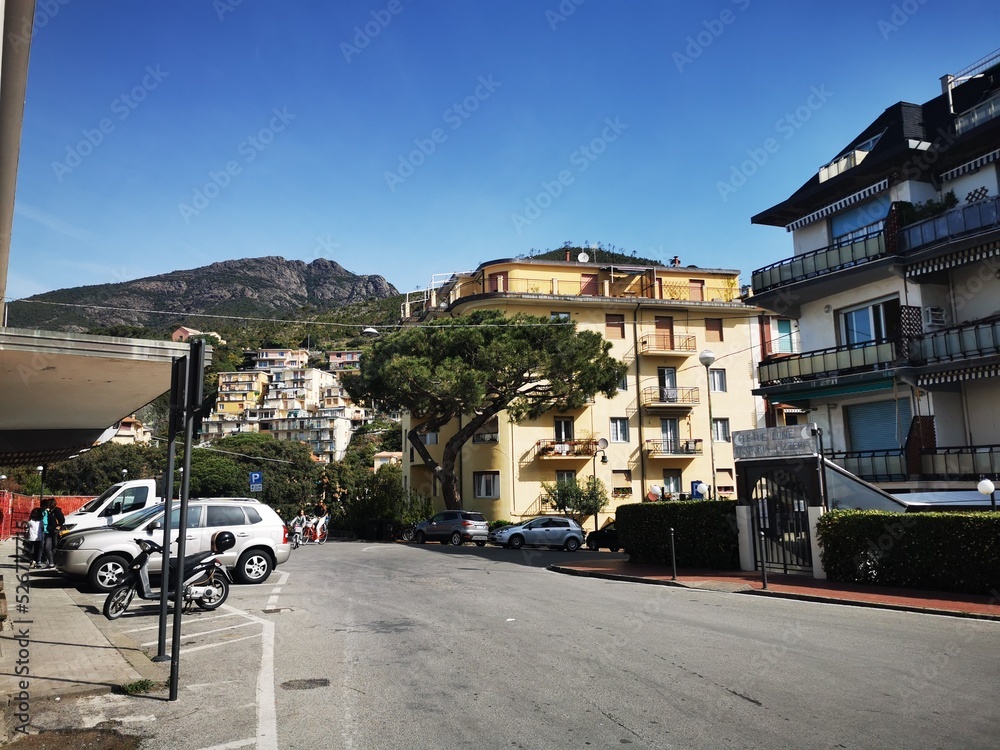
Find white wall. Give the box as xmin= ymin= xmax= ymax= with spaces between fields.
xmin=946 ymin=164 xmax=998 ymax=206
xmin=792 ymin=220 xmax=830 ymax=255
xmin=892 ymin=179 xmax=938 ymax=205
xmin=948 ymin=264 xmax=1000 ymax=323
xmin=928 ymin=390 xmax=966 ymax=446
xmin=797 ymin=277 xmax=910 ymax=351
xmin=964 ymin=380 xmax=1000 ymax=445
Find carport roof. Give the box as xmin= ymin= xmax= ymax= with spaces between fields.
xmin=0 ymin=327 xmax=210 ymax=466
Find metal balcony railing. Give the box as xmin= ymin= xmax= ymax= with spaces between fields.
xmin=751 ymin=230 xmax=886 ymax=294
xmin=535 ymin=439 xmax=598 ymax=458
xmin=897 ymin=196 xmax=1000 ymax=254
xmin=825 ymin=450 xmax=907 ymax=482
xmin=637 ymin=333 xmax=697 ymax=355
xmin=911 ymin=315 xmax=1000 ymax=364
xmin=645 ymin=439 xmax=703 ymax=456
xmin=920 ymin=445 xmax=1000 ymax=480
xmin=758 ymin=341 xmax=898 ymax=386
xmin=640 ymin=386 xmax=699 ymax=408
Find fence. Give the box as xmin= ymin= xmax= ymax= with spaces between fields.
xmin=0 ymin=492 xmax=92 ymax=541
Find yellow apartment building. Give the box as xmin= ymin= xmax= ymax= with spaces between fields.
xmin=400 ymin=255 xmax=763 ymax=528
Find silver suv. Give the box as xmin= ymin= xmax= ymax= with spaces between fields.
xmin=55 ymin=499 xmax=290 ymax=591
xmin=413 ymin=510 xmax=489 ymax=546
xmin=489 ymin=516 xmax=585 ymax=551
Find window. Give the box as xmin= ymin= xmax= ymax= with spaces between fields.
xmin=712 ymin=418 xmax=731 ymax=443
xmin=705 ymin=318 xmax=723 ymax=342
xmin=207 ymin=505 xmax=247 ymax=527
xmin=554 ymin=417 xmax=574 ymax=442
xmin=550 ymin=312 xmax=570 ymax=322
xmin=556 ymin=470 xmax=576 ymax=484
xmin=474 ymin=471 xmax=500 ymax=499
xmin=840 ymin=297 xmax=900 ymax=347
xmin=421 ymin=431 xmax=438 ymax=445
xmin=605 ymin=314 xmax=625 ymax=339
xmin=662 ymin=470 xmax=682 ymax=495
xmin=610 ymin=417 xmax=629 ymax=443
xmin=709 ymin=368 xmax=727 ymax=392
xmin=776 ymin=319 xmax=793 ymax=353
xmin=618 ymin=373 xmax=628 ymax=392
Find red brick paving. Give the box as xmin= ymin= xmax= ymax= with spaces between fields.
xmin=552 ymin=558 xmax=1000 ymax=619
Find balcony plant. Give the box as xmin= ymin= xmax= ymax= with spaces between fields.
xmin=894 ymin=191 xmax=958 ymax=227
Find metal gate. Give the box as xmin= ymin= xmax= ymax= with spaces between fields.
xmin=749 ymin=470 xmax=813 ymax=574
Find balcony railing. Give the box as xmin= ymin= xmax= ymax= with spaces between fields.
xmin=911 ymin=315 xmax=1000 ymax=364
xmin=485 ymin=275 xmax=739 ymax=302
xmin=751 ymin=230 xmax=886 ymax=294
xmin=758 ymin=341 xmax=898 ymax=386
xmin=920 ymin=445 xmax=1000 ymax=480
xmin=535 ymin=439 xmax=598 ymax=458
xmin=645 ymin=439 xmax=703 ymax=456
xmin=897 ymin=196 xmax=1000 ymax=254
xmin=637 ymin=333 xmax=697 ymax=355
xmin=640 ymin=386 xmax=699 ymax=408
xmin=825 ymin=449 xmax=906 ymax=482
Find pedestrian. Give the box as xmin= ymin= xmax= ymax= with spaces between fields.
xmin=26 ymin=508 xmax=42 ymax=566
xmin=39 ymin=499 xmax=64 ymax=568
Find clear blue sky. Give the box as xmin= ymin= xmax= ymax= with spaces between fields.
xmin=7 ymin=0 xmax=999 ymax=300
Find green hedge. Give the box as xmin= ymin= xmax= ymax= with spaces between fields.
xmin=816 ymin=510 xmax=1000 ymax=594
xmin=616 ymin=500 xmax=740 ymax=570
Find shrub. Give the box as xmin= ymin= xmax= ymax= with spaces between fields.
xmin=616 ymin=500 xmax=739 ymax=570
xmin=489 ymin=519 xmax=512 ymax=531
xmin=816 ymin=510 xmax=1000 ymax=594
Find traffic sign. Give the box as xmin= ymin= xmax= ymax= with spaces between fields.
xmin=249 ymin=471 xmax=263 ymax=492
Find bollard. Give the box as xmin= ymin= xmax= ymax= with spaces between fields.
xmin=670 ymin=527 xmax=677 ymax=581
xmin=758 ymin=530 xmax=768 ymax=590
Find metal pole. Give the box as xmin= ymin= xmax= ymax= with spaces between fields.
xmin=758 ymin=530 xmax=769 ymax=590
xmin=705 ymin=365 xmax=717 ymax=500
xmin=670 ymin=527 xmax=677 ymax=581
xmin=992 ymin=490 xmax=997 ymax=513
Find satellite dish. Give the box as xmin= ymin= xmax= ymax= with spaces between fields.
xmin=597 ymin=438 xmax=609 ymax=450
xmin=577 ymin=252 xmax=590 ymax=263
xmin=646 ymin=484 xmax=663 ymax=501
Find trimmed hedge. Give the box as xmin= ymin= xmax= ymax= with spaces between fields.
xmin=816 ymin=510 xmax=1000 ymax=595
xmin=617 ymin=500 xmax=740 ymax=570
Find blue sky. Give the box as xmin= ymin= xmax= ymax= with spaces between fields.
xmin=7 ymin=0 xmax=999 ymax=300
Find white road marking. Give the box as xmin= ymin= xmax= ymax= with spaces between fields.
xmin=256 ymin=618 xmax=278 ymax=750
xmin=194 ymin=739 xmax=256 ymax=750
xmin=181 ymin=632 xmax=263 ymax=654
xmin=138 ymin=620 xmax=258 ymax=648
xmin=265 ymin=570 xmax=290 ymax=610
xmin=125 ymin=611 xmax=241 ymax=633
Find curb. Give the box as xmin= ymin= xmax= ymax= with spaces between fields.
xmin=549 ymin=565 xmax=1000 ymax=622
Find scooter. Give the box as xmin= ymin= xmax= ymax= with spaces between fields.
xmin=103 ymin=531 xmax=236 ymax=620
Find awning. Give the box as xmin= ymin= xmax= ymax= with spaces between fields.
xmin=786 ymin=179 xmax=889 ymax=232
xmin=940 ymin=147 xmax=1000 ymax=182
xmin=761 ymin=378 xmax=896 ymax=403
xmin=918 ymin=363 xmax=1000 ymax=386
xmin=905 ymin=239 xmax=1000 ymax=278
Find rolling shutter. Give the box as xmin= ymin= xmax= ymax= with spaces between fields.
xmin=845 ymin=398 xmax=912 ymax=451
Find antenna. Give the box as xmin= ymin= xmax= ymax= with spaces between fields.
xmin=597 ymin=438 xmax=609 ymax=450
xmin=577 ymin=251 xmax=590 ymax=263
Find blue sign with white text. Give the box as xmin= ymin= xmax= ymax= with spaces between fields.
xmin=249 ymin=471 xmax=263 ymax=492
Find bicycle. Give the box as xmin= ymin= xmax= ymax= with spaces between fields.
xmin=301 ymin=516 xmax=328 ymax=545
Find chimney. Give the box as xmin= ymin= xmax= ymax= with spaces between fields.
xmin=566 ymin=249 xmax=571 ymax=261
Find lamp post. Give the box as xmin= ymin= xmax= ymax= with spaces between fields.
xmin=698 ymin=349 xmax=717 ymax=500
xmin=591 ymin=439 xmax=609 ymax=531
xmin=36 ymin=465 xmax=45 ymax=508
xmin=978 ymin=477 xmax=997 ymax=512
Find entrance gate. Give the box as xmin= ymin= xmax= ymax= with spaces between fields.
xmin=749 ymin=470 xmax=813 ymax=574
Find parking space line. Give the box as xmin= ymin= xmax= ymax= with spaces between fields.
xmin=138 ymin=620 xmax=258 ymax=648
xmin=181 ymin=632 xmax=264 ymax=655
xmin=265 ymin=570 xmax=290 ymax=610
xmin=124 ymin=611 xmax=242 ymax=633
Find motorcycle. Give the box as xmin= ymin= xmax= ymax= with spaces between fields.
xmin=103 ymin=531 xmax=236 ymax=620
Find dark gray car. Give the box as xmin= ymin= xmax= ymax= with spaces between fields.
xmin=413 ymin=510 xmax=489 ymax=546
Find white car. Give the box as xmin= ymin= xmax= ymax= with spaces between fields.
xmin=56 ymin=499 xmax=290 ymax=591
xmin=489 ymin=516 xmax=585 ymax=551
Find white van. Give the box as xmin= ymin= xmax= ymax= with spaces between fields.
xmin=60 ymin=479 xmax=163 ymax=534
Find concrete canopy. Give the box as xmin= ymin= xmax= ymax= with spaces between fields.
xmin=0 ymin=327 xmax=210 ymax=465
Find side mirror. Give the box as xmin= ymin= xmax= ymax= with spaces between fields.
xmin=147 ymin=522 xmax=161 ymax=534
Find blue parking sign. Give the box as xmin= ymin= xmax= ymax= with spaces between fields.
xmin=249 ymin=471 xmax=263 ymax=492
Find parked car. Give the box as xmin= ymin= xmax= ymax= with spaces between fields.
xmin=586 ymin=522 xmax=620 ymax=552
xmin=55 ymin=498 xmax=290 ymax=592
xmin=489 ymin=516 xmax=585 ymax=551
xmin=413 ymin=510 xmax=489 ymax=546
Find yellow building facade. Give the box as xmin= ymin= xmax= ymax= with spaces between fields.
xmin=401 ymin=256 xmax=763 ymax=528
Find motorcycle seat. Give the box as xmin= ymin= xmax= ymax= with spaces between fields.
xmin=167 ymin=551 xmax=216 ymax=573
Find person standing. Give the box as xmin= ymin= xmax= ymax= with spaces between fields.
xmin=26 ymin=508 xmax=42 ymax=567
xmin=39 ymin=499 xmax=64 ymax=568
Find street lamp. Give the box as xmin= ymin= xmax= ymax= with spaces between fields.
xmin=591 ymin=438 xmax=609 ymax=531
xmin=121 ymin=469 xmax=128 ymax=480
xmin=36 ymin=465 xmax=44 ymax=507
xmin=698 ymin=349 xmax=717 ymax=500
xmin=978 ymin=477 xmax=996 ymax=512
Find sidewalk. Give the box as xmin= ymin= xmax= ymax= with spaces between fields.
xmin=0 ymin=538 xmax=165 ymax=714
xmin=550 ymin=557 xmax=1000 ymax=620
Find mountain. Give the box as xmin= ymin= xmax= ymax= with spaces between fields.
xmin=7 ymin=257 xmax=399 ymax=332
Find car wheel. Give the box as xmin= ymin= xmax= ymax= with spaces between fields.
xmin=415 ymin=530 xmax=426 ymax=544
xmin=564 ymin=537 xmax=581 ymax=552
xmin=450 ymin=531 xmax=464 ymax=546
xmin=235 ymin=549 xmax=273 ymax=584
xmin=587 ymin=538 xmax=598 ymax=551
xmin=401 ymin=527 xmax=415 ymax=542
xmin=509 ymin=535 xmax=524 ymax=550
xmin=475 ymin=541 xmax=486 ymax=547
xmin=90 ymin=554 xmax=129 ymax=592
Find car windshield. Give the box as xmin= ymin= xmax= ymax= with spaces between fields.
xmin=108 ymin=503 xmax=166 ymax=531
xmin=78 ymin=483 xmax=125 ymax=513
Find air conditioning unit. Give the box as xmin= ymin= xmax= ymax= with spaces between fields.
xmin=923 ymin=306 xmax=947 ymax=328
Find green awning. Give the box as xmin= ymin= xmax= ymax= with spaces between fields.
xmin=777 ymin=379 xmax=895 ymax=403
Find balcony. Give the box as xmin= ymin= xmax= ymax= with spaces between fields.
xmin=825 ymin=450 xmax=906 ymax=482
xmin=637 ymin=333 xmax=697 ymax=357
xmin=910 ymin=315 xmax=1000 ymax=364
xmin=921 ymin=445 xmax=1000 ymax=480
xmin=758 ymin=341 xmax=898 ymax=386
xmin=640 ymin=386 xmax=699 ymax=410
xmin=645 ymin=439 xmax=702 ymax=457
xmin=897 ymin=196 xmax=1000 ymax=254
xmin=751 ymin=230 xmax=887 ymax=295
xmin=535 ymin=439 xmax=597 ymax=459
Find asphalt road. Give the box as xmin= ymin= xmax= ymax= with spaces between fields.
xmin=23 ymin=541 xmax=1000 ymax=749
